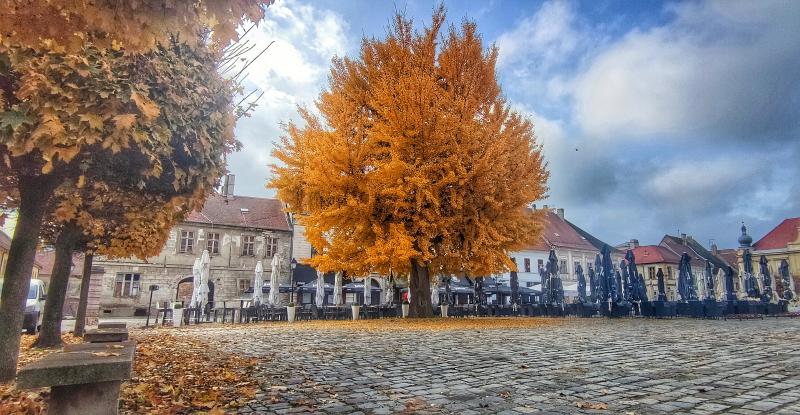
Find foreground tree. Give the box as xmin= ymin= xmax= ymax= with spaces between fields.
xmin=0 ymin=39 xmax=236 ymax=378
xmin=0 ymin=0 xmax=272 ymax=52
xmin=271 ymin=8 xmax=548 ymax=317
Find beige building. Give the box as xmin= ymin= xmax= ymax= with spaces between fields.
xmin=1 ymin=230 xmax=42 ymax=280
xmin=735 ymin=219 xmax=800 ymax=300
xmin=94 ymin=186 xmax=293 ymax=317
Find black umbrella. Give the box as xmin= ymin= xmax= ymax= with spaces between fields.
xmin=625 ymin=250 xmax=640 ymax=301
xmin=678 ymin=253 xmax=697 ymax=301
xmin=444 ymin=276 xmax=453 ymax=305
xmin=656 ymin=268 xmax=667 ymax=301
xmin=780 ymin=259 xmax=794 ymax=301
xmin=474 ymin=277 xmax=485 ymax=305
xmin=620 ymin=259 xmax=633 ymax=302
xmin=704 ymin=260 xmax=715 ymax=301
xmin=759 ymin=255 xmax=773 ymax=303
xmin=594 ymin=254 xmax=603 ymax=302
xmin=538 ymin=264 xmax=548 ymax=304
xmin=587 ymin=265 xmax=597 ymax=303
xmin=510 ymin=271 xmax=520 ymax=306
xmin=601 ymin=245 xmax=615 ymax=303
xmin=576 ymin=264 xmax=586 ymax=303
xmin=637 ymin=271 xmax=649 ymax=302
xmin=743 ymin=249 xmax=759 ymax=298
xmin=724 ymin=266 xmax=736 ymax=301
xmin=547 ymin=250 xmax=561 ymax=305
xmin=613 ymin=270 xmax=623 ymax=302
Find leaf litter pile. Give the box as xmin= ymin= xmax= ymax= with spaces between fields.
xmin=1 ymin=330 xmax=262 ymax=415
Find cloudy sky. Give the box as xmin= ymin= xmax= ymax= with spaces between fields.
xmin=229 ymin=0 xmax=800 ymax=249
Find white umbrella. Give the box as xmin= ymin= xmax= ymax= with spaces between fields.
xmin=315 ymin=270 xmax=325 ymax=307
xmin=189 ymin=258 xmax=202 ymax=308
xmin=195 ymin=250 xmax=211 ymax=309
xmin=253 ymin=261 xmax=264 ymax=306
xmin=333 ymin=271 xmax=343 ymax=305
xmin=363 ymin=277 xmax=372 ymax=306
xmin=268 ymin=253 xmax=280 ymax=305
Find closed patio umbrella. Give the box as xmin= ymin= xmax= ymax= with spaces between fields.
xmin=656 ymin=268 xmax=667 ymax=301
xmin=333 ymin=271 xmax=343 ymax=306
xmin=268 ymin=253 xmax=280 ymax=305
xmin=363 ymin=277 xmax=372 ymax=305
xmin=594 ymin=254 xmax=603 ymax=302
xmin=196 ymin=250 xmax=211 ymax=309
xmin=601 ymin=245 xmax=615 ymax=303
xmin=759 ymin=255 xmax=773 ymax=303
xmin=780 ymin=259 xmax=794 ymax=301
xmin=510 ymin=271 xmax=520 ymax=306
xmin=190 ymin=257 xmax=202 ymax=308
xmin=253 ymin=261 xmax=264 ymax=306
xmin=576 ymin=264 xmax=586 ymax=303
xmin=444 ymin=276 xmax=453 ymax=305
xmin=385 ymin=274 xmax=395 ymax=305
xmin=743 ymin=249 xmax=759 ymax=298
xmin=704 ymin=260 xmax=715 ymax=301
xmin=725 ymin=265 xmax=737 ymax=301
xmin=588 ymin=265 xmax=597 ymax=303
xmin=678 ymin=253 xmax=696 ymax=301
xmin=620 ymin=260 xmax=633 ymax=302
xmin=315 ymin=270 xmax=325 ymax=307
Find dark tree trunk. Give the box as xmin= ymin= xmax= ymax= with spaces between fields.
xmin=408 ymin=258 xmax=434 ymax=318
xmin=0 ymin=175 xmax=56 ymax=382
xmin=74 ymin=253 xmax=93 ymax=337
xmin=34 ymin=223 xmax=81 ymax=348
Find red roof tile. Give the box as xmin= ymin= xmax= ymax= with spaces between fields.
xmin=631 ymin=245 xmax=680 ymax=265
xmin=715 ymin=248 xmax=738 ymax=269
xmin=185 ymin=194 xmax=291 ymax=232
xmin=753 ymin=218 xmax=800 ymax=251
xmin=522 ymin=209 xmax=598 ymax=252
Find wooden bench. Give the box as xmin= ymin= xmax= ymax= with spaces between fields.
xmin=17 ymin=341 xmax=135 ymax=415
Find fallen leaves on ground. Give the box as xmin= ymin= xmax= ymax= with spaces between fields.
xmin=179 ymin=317 xmax=562 ymax=333
xmin=120 ymin=330 xmax=260 ymax=414
xmin=576 ymin=401 xmax=609 ymax=410
xmin=0 ymin=334 xmax=83 ymax=415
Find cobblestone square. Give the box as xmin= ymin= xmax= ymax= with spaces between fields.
xmin=180 ymin=318 xmax=800 ymax=414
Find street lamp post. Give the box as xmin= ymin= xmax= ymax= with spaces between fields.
xmin=289 ymin=258 xmax=298 ymax=303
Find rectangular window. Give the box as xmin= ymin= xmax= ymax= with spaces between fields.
xmin=113 ymin=273 xmax=141 ymax=298
xmin=559 ymin=260 xmax=568 ymax=274
xmin=242 ymin=235 xmax=255 ymax=256
xmin=179 ymin=230 xmax=194 ymax=254
xmin=537 ymin=259 xmax=544 ymax=270
xmin=648 ymin=266 xmax=656 ymax=280
xmin=574 ymin=261 xmax=581 ymax=273
xmin=667 ymin=266 xmax=674 ymax=280
xmin=524 ymin=258 xmax=531 ymax=273
xmin=265 ymin=236 xmax=279 ymax=257
xmin=206 ymin=232 xmax=220 ymax=255
xmin=238 ymin=278 xmax=252 ymax=295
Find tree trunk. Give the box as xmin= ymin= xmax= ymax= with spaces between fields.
xmin=74 ymin=253 xmax=93 ymax=337
xmin=0 ymin=175 xmax=56 ymax=382
xmin=408 ymin=258 xmax=434 ymax=318
xmin=34 ymin=223 xmax=81 ymax=348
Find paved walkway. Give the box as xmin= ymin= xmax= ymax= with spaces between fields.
xmin=181 ymin=318 xmax=800 ymax=414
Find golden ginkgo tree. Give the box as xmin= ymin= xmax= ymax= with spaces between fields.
xmin=271 ymin=8 xmax=549 ymax=318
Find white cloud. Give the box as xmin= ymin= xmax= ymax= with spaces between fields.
xmin=496 ymin=1 xmax=578 ymax=70
xmin=572 ymin=0 xmax=800 ymax=141
xmin=227 ymin=0 xmax=351 ymax=197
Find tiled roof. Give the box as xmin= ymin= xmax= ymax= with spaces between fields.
xmin=660 ymin=235 xmax=728 ymax=270
xmin=34 ymin=250 xmax=84 ymax=276
xmin=565 ymin=219 xmax=623 ymax=254
xmin=753 ymin=218 xmax=800 ymax=251
xmin=715 ymin=248 xmax=738 ymax=269
xmin=522 ymin=209 xmax=598 ymax=252
xmin=185 ymin=194 xmax=291 ymax=232
xmin=631 ymin=245 xmax=680 ymax=265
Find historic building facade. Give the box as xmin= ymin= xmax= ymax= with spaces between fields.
xmin=735 ymin=219 xmax=800 ymax=299
xmin=93 ymin=183 xmax=293 ymax=317
xmin=629 ymin=243 xmax=680 ymax=301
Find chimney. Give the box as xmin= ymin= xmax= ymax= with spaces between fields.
xmin=711 ymin=243 xmax=718 ymax=255
xmin=681 ymin=233 xmax=687 ymax=244
xmin=543 ymin=204 xmax=549 ymax=210
xmin=556 ymin=208 xmax=565 ymax=219
xmin=224 ymin=174 xmax=235 ymax=198
xmin=629 ymin=239 xmax=639 ymax=249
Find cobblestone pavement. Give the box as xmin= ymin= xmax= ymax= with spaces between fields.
xmin=183 ymin=318 xmax=800 ymax=414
